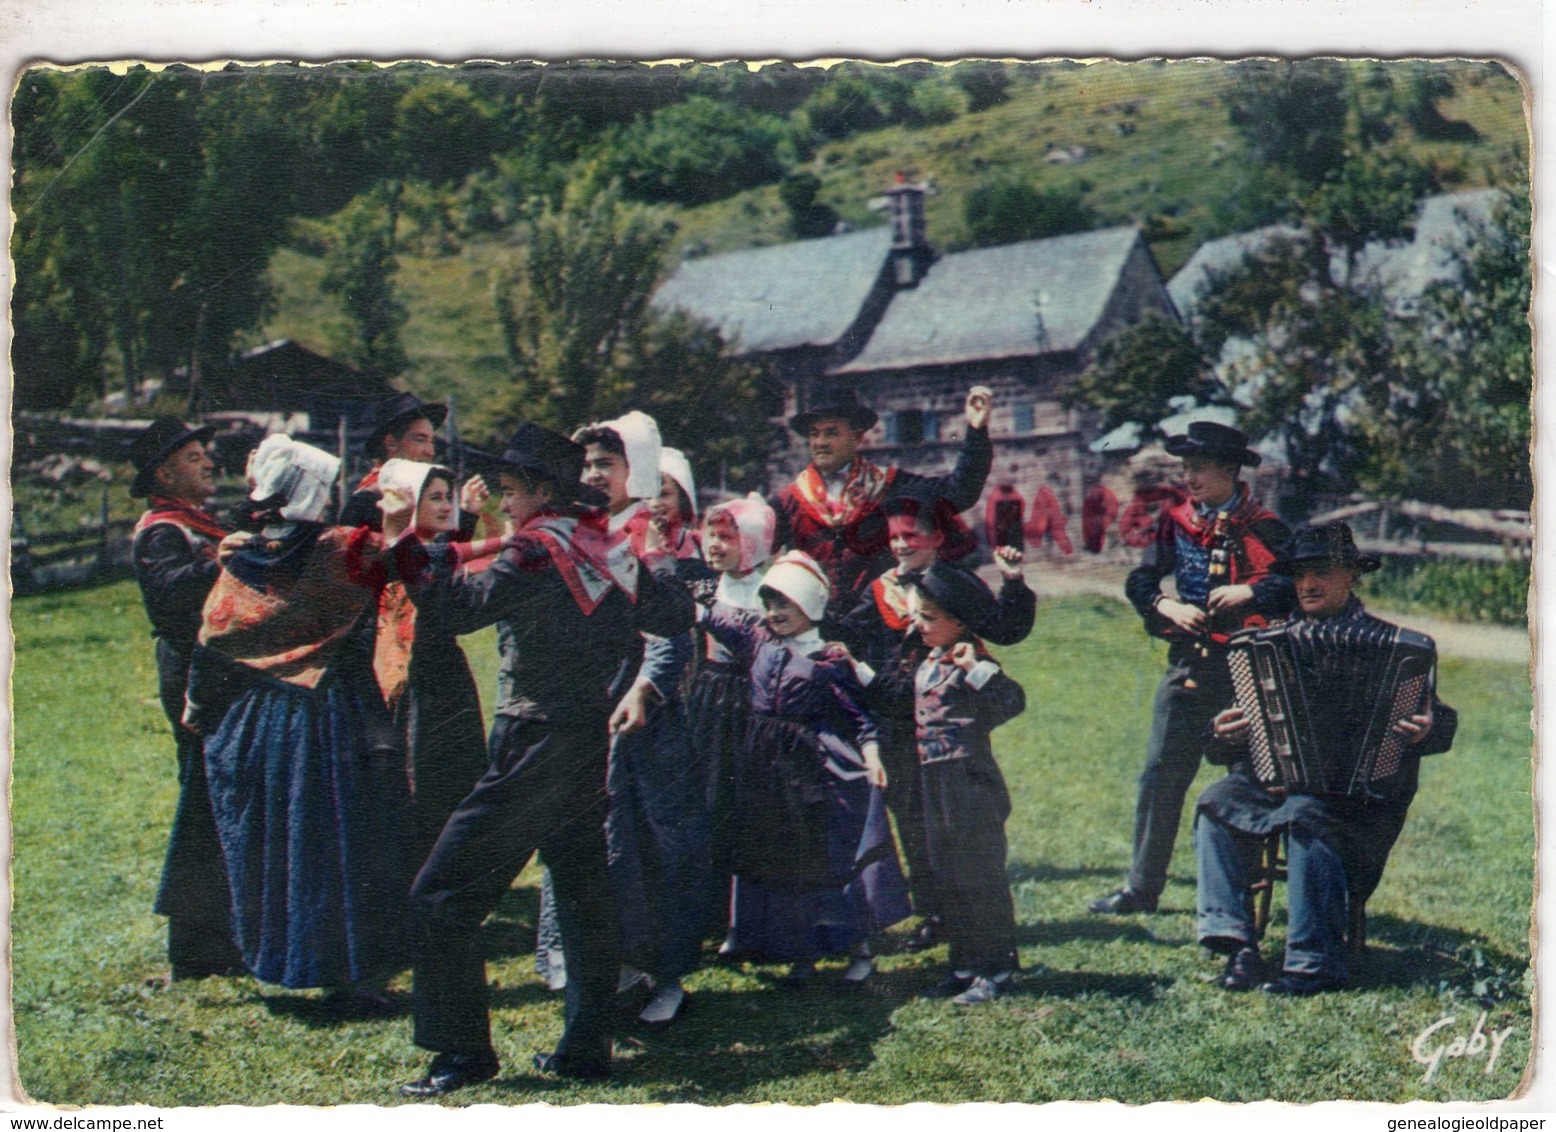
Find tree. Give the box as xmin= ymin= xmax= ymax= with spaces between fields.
xmin=964 ymin=178 xmax=1096 ymax=247
xmin=604 ymin=96 xmax=792 ymax=206
xmin=482 ymin=177 xmax=774 ymax=486
xmin=779 ymin=171 xmax=839 ymax=239
xmin=1064 ymin=313 xmax=1214 ymax=433
xmin=320 ymin=184 xmax=409 ymax=378
xmin=1363 ymin=188 xmax=1531 ymax=508
xmin=488 ymin=177 xmax=677 ymax=434
xmin=1223 ymin=60 xmax=1349 ymax=190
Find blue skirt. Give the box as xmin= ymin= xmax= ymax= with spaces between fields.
xmin=730 ymin=716 xmax=911 ymax=962
xmin=204 ymin=668 xmax=413 ymax=989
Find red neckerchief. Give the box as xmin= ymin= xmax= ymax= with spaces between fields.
xmin=1162 ymin=485 xmax=1281 ymax=631
xmin=790 ymin=457 xmax=894 ymax=529
xmin=356 ymin=469 xmax=381 ymax=493
xmin=135 ymin=496 xmax=228 ymax=542
xmin=521 ymin=508 xmax=642 ymax=615
xmin=871 ymin=571 xmax=914 ymax=632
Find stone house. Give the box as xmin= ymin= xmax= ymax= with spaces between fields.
xmin=652 ymin=182 xmax=1179 ymax=530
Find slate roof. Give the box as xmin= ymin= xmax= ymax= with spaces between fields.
xmin=652 ymin=225 xmax=894 ymax=354
xmin=831 ymin=226 xmax=1144 ymax=375
xmin=1168 ymin=189 xmax=1506 ymax=319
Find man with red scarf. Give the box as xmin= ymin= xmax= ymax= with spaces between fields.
xmin=1088 ymin=421 xmax=1295 ymax=917
xmin=128 ymin=416 xmax=243 ymax=980
xmin=772 ymin=385 xmax=993 ymax=624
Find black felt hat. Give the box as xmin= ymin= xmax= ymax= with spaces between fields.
xmin=1163 ymin=421 xmax=1262 ymax=467
xmin=1271 ymin=522 xmax=1382 ymax=575
xmin=790 ymin=387 xmax=879 ymax=434
xmin=903 ymin=562 xmax=1000 ymax=632
xmin=475 ymin=422 xmax=607 ymax=506
xmin=367 ymin=392 xmax=448 ymax=458
xmin=129 ymin=416 xmax=218 ymax=498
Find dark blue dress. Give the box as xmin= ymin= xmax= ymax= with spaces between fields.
xmin=191 ymin=524 xmax=413 ymax=989
xmin=702 ymin=607 xmax=911 ymax=962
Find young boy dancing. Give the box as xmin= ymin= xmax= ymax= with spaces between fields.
xmin=902 ymin=562 xmax=1028 ymax=1006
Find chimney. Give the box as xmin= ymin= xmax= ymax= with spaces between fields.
xmin=883 ymin=172 xmax=932 ymax=287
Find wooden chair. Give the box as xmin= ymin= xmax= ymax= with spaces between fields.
xmin=1250 ymin=831 xmax=1368 ymax=966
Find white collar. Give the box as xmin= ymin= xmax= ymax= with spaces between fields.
xmin=784 ymin=627 xmax=823 ymax=652
xmin=716 ymin=568 xmax=765 ymax=610
xmin=609 ymin=501 xmax=647 ymax=533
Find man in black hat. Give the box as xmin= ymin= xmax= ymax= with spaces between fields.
xmin=392 ymin=423 xmax=695 ymax=1095
xmin=771 ymin=384 xmax=994 ymax=623
xmin=1089 ymin=420 xmax=1295 ymax=916
xmin=1194 ymin=522 xmax=1456 ymax=995
xmin=339 ymin=392 xmax=493 ymax=531
xmin=128 ymin=416 xmax=244 ymax=980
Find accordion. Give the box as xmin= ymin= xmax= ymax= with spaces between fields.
xmin=1226 ymin=617 xmax=1436 ymax=799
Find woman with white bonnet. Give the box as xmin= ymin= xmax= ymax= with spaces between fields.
xmin=185 ymin=434 xmax=415 ymax=1012
xmin=688 ymin=494 xmax=778 ymax=956
xmin=373 ymin=458 xmax=503 ymax=865
xmin=696 ymin=550 xmax=911 ymax=988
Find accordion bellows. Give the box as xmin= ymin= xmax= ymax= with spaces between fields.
xmin=1227 ymin=618 xmax=1437 ymax=799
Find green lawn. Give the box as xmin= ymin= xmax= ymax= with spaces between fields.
xmin=10 ymin=582 xmax=1532 ymax=1105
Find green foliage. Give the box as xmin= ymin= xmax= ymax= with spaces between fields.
xmin=605 ymin=97 xmax=793 ymax=206
xmin=949 ymin=62 xmax=1012 ymax=113
xmin=11 ymin=586 xmax=1531 ymax=1104
xmin=392 ymin=79 xmax=498 ymax=187
xmin=1065 ymin=312 xmax=1213 ymax=432
xmin=1308 ymin=149 xmax=1437 ymax=279
xmin=1224 ymin=59 xmax=1349 ymax=189
xmin=963 ymin=177 xmax=1097 ymax=247
xmin=798 ymin=65 xmax=917 ymax=140
xmin=487 ymin=177 xmax=675 ymax=434
xmin=1366 ymin=558 xmax=1529 ymax=626
xmin=906 ymin=76 xmax=968 ymax=127
xmin=778 ymin=171 xmax=839 ymax=238
xmin=318 ymin=185 xmax=409 ymax=377
xmin=1362 ymin=187 xmax=1531 ymax=508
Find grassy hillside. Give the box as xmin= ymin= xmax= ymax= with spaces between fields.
xmin=261 ymin=59 xmax=1527 ymax=416
xmin=11 ymin=582 xmax=1533 ymax=1105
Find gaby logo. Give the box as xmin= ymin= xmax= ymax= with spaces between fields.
xmin=1410 ymin=1012 xmax=1516 ymax=1083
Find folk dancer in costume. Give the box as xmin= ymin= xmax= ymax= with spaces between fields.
xmin=771 ymin=385 xmax=993 ymax=624
xmin=128 ymin=416 xmax=244 ymax=981
xmin=186 ymin=435 xmax=415 ymax=1010
xmin=836 ymin=483 xmax=1034 ymax=954
xmin=984 ymin=482 xmax=1026 ymax=553
xmin=697 ymin=550 xmax=911 ymax=987
xmin=689 ymin=494 xmax=779 ymax=960
xmin=338 ymin=391 xmax=495 ymax=537
xmin=395 ymin=424 xmax=695 ymax=1095
xmin=901 ymin=564 xmax=1028 ymax=1006
xmin=1196 ymin=523 xmax=1456 ymax=995
xmin=1089 ymin=422 xmax=1294 ymax=916
xmin=371 ymin=459 xmax=506 ymax=864
xmin=609 ymin=440 xmax=717 ymax=1026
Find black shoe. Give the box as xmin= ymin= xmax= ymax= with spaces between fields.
xmin=1087 ymin=888 xmax=1159 ymax=915
xmin=532 ymin=1051 xmax=611 ymax=1081
xmin=1216 ymin=947 xmax=1264 ymax=992
xmin=923 ymin=972 xmax=975 ymax=999
xmin=1261 ymin=971 xmax=1344 ymax=997
xmin=398 ymin=1051 xmax=500 ymax=1097
xmin=902 ymin=916 xmax=943 ymax=953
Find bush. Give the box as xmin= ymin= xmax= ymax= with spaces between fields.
xmin=605 ymin=96 xmax=792 ymax=206
xmin=1366 ymin=557 xmax=1529 ymax=626
xmin=964 ymin=177 xmax=1097 ymax=246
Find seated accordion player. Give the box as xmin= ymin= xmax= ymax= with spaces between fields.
xmin=1225 ymin=617 xmax=1438 ymax=800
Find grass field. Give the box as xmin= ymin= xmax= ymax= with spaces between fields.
xmin=9 ymin=580 xmax=1533 ymax=1106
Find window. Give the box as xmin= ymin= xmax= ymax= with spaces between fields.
xmin=1012 ymin=404 xmax=1035 ymax=433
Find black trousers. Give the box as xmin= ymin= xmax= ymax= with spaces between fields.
xmin=151 ymin=639 xmax=242 ymax=975
xmin=1126 ymin=651 xmax=1230 ymax=900
xmin=410 ymin=714 xmax=619 ymax=1069
xmin=879 ymin=718 xmax=935 ymax=915
xmin=920 ymin=757 xmax=1017 ymax=975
